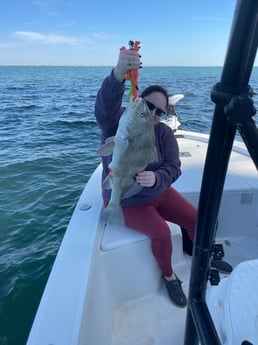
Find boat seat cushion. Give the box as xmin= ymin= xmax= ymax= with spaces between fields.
xmin=101 ymin=222 xmax=181 ymax=251
xmin=207 ymin=259 xmax=258 ymax=345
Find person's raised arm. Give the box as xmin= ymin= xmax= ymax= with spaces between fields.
xmin=95 ymin=49 xmax=141 ymax=130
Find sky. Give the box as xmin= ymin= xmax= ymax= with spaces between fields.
xmin=0 ymin=0 xmax=251 ymax=66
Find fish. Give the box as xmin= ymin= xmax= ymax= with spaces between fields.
xmin=97 ymin=97 xmax=158 ymax=225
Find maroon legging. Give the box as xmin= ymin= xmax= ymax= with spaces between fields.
xmin=122 ymin=187 xmax=197 ymax=277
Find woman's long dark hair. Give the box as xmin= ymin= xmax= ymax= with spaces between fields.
xmin=140 ymin=85 xmax=169 ymax=108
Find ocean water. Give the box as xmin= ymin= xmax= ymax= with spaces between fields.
xmin=0 ymin=65 xmax=258 ymax=345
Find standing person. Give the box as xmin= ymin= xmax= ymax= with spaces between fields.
xmin=95 ymin=48 xmax=197 ymax=307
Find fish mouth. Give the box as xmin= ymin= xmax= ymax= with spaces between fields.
xmin=141 ymin=98 xmax=151 ymax=114
xmin=141 ymin=99 xmax=154 ymax=120
xmin=132 ymin=97 xmax=154 ymax=122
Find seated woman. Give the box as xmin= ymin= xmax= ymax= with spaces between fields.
xmin=95 ymin=48 xmax=197 ymax=307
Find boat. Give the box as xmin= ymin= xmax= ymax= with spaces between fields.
xmin=26 ymin=129 xmax=258 ymax=345
xmin=27 ymin=1 xmax=258 ymax=344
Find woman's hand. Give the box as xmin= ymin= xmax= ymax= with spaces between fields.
xmin=136 ymin=171 xmax=156 ymax=188
xmin=113 ymin=49 xmax=141 ymax=82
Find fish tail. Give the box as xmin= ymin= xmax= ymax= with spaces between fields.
xmin=101 ymin=204 xmax=125 ymax=226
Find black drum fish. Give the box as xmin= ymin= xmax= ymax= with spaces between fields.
xmin=97 ymin=97 xmax=158 ymax=225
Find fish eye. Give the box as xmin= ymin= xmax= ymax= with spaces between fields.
xmin=140 ymin=111 xmax=145 ymax=117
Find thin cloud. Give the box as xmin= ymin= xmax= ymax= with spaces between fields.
xmin=61 ymin=21 xmax=76 ymax=28
xmin=92 ymin=32 xmax=118 ymax=40
xmin=13 ymin=31 xmax=84 ymax=45
xmin=13 ymin=30 xmax=119 ymax=46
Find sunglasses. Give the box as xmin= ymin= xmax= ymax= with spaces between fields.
xmin=145 ymin=100 xmax=166 ymax=117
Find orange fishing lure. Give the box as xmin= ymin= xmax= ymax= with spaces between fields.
xmin=120 ymin=40 xmax=141 ymax=100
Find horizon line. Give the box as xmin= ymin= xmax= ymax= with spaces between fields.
xmin=1 ymin=64 xmax=258 ymax=68
xmin=0 ymin=64 xmax=225 ymax=67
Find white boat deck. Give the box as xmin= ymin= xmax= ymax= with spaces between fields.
xmin=112 ymin=234 xmax=258 ymax=345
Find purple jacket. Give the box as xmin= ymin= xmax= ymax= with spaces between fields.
xmin=95 ymin=70 xmax=181 ymax=206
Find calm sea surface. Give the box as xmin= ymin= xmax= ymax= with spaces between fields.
xmin=0 ymin=66 xmax=258 ymax=344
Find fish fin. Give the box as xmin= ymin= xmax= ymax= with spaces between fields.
xmin=105 ymin=136 xmax=116 ymax=143
xmin=101 ymin=204 xmax=125 ymax=226
xmin=102 ymin=174 xmax=111 ymax=190
xmin=96 ymin=136 xmax=128 ymax=156
xmin=122 ymin=182 xmax=143 ymax=199
xmin=96 ymin=137 xmax=115 ymax=156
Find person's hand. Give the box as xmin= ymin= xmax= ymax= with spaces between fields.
xmin=136 ymin=171 xmax=156 ymax=188
xmin=113 ymin=49 xmax=141 ymax=82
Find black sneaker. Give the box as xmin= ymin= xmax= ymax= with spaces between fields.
xmin=164 ymin=275 xmax=187 ymax=307
xmin=211 ymin=259 xmax=233 ymax=274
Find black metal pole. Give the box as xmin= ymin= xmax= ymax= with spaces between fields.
xmin=238 ymin=119 xmax=258 ymax=169
xmin=184 ymin=1 xmax=258 ymax=344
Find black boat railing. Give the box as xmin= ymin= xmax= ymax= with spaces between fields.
xmin=184 ymin=1 xmax=258 ymax=344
